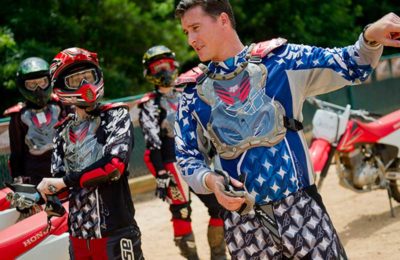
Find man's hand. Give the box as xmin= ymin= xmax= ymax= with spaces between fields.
xmin=37 ymin=178 xmax=66 ymax=201
xmin=364 ymin=12 xmax=400 ymax=47
xmin=155 ymin=171 xmax=171 ymax=201
xmin=205 ymin=172 xmax=246 ymax=212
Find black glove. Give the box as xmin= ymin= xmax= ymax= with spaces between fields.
xmin=155 ymin=172 xmax=171 ymax=201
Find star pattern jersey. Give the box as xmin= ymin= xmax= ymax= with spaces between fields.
xmin=174 ymin=34 xmax=383 ymax=204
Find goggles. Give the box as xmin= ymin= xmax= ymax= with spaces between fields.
xmin=148 ymin=58 xmax=176 ymax=75
xmin=64 ymin=68 xmax=98 ymax=90
xmin=24 ymin=76 xmax=49 ymax=91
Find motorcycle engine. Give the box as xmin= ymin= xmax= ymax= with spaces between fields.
xmin=353 ymin=160 xmax=379 ymax=188
xmin=340 ymin=146 xmax=380 ymax=189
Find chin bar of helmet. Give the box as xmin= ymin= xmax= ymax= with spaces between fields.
xmin=55 ymin=83 xmax=104 ymax=106
xmin=214 ymin=170 xmax=255 ymax=215
xmin=78 ymin=157 xmax=126 ymax=188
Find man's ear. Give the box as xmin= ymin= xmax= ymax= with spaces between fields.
xmin=220 ymin=12 xmax=230 ymax=27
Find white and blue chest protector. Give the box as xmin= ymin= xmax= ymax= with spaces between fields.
xmin=175 ymin=35 xmax=382 ymax=205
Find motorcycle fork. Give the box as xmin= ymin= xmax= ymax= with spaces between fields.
xmin=317 ymin=146 xmax=336 ymax=189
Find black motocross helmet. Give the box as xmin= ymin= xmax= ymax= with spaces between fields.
xmin=16 ymin=57 xmax=52 ymax=107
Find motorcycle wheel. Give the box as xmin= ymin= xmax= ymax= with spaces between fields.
xmin=389 ymin=180 xmax=400 ymax=203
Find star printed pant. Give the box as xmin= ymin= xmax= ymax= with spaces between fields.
xmin=223 ymin=185 xmax=347 ymax=260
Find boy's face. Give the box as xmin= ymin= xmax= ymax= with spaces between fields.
xmin=181 ymin=6 xmax=225 ymax=62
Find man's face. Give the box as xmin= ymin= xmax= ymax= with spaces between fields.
xmin=181 ymin=6 xmax=224 ymax=62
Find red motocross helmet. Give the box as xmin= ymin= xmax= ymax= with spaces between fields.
xmin=50 ymin=47 xmax=104 ymax=107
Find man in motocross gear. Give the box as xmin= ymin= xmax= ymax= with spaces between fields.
xmin=4 ymin=57 xmax=71 ymax=186
xmin=138 ymin=45 xmax=227 ymax=260
xmin=175 ymin=1 xmax=400 ymax=259
xmin=36 ymin=47 xmax=144 ymax=260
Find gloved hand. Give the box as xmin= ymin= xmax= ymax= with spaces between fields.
xmin=214 ymin=170 xmax=255 ymax=215
xmin=155 ymin=171 xmax=171 ymax=201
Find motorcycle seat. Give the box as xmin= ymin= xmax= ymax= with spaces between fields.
xmin=356 ymin=109 xmax=400 ymax=137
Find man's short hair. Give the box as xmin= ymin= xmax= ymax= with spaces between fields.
xmin=175 ymin=0 xmax=236 ymax=30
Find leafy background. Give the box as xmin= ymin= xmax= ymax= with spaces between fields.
xmin=0 ymin=0 xmax=399 ymax=114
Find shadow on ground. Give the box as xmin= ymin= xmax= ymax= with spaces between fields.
xmin=338 ymin=204 xmax=400 ymax=246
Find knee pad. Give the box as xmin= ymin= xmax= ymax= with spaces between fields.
xmin=170 ymin=202 xmax=192 ymax=221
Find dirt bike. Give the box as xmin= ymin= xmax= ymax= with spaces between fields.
xmin=308 ymin=97 xmax=400 ymax=217
xmin=0 ymin=183 xmax=69 ymax=259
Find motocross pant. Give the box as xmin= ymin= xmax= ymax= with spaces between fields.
xmin=224 ymin=185 xmax=347 ymax=260
xmin=69 ymin=226 xmax=143 ymax=260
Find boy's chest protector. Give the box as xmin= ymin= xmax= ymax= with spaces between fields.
xmin=21 ymin=104 xmax=61 ymax=155
xmin=159 ymin=94 xmax=179 ymax=138
xmin=63 ymin=117 xmax=104 ymax=173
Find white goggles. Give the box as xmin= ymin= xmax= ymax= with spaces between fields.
xmin=64 ymin=68 xmax=98 ymax=90
xmin=24 ymin=76 xmax=49 ymax=91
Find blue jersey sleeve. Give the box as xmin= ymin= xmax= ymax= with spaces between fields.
xmin=270 ymin=33 xmax=383 ymax=98
xmin=174 ymin=85 xmax=213 ymax=194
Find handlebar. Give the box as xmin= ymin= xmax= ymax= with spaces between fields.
xmin=5 ymin=183 xmax=66 ymax=217
xmin=6 ymin=183 xmax=40 ymax=210
xmin=306 ymin=97 xmax=378 ymax=122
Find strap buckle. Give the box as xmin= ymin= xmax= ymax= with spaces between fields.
xmin=283 ymin=116 xmax=304 ymax=131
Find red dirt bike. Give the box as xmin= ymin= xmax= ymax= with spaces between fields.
xmin=0 ymin=183 xmax=69 ymax=259
xmin=308 ymin=97 xmax=400 ymax=216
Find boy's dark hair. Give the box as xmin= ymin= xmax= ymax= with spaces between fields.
xmin=175 ymin=0 xmax=236 ymax=30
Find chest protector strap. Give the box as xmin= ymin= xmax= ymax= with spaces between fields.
xmin=250 ymin=38 xmax=303 ymax=131
xmin=247 ymin=37 xmax=288 ymax=63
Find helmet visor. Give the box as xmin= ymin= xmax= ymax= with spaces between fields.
xmin=24 ymin=76 xmax=49 ymax=91
xmin=148 ymin=58 xmax=176 ymax=75
xmin=64 ymin=68 xmax=98 ymax=90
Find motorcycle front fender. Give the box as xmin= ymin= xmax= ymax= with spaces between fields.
xmin=309 ymin=139 xmax=332 ymax=173
xmin=0 ymin=187 xmax=12 ymax=211
xmin=0 ymin=202 xmax=68 ymax=259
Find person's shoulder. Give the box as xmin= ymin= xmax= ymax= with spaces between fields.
xmin=100 ymin=102 xmax=129 ymax=112
xmin=250 ymin=38 xmax=287 ymax=61
xmin=3 ymin=102 xmax=26 ymax=116
xmin=50 ymin=93 xmax=60 ymax=102
xmin=134 ymin=92 xmax=157 ymax=107
xmin=175 ymin=66 xmax=205 ymax=88
xmin=54 ymin=113 xmax=74 ymax=130
xmin=99 ymin=102 xmax=131 ymax=121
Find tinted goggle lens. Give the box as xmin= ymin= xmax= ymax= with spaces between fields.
xmin=64 ymin=68 xmax=98 ymax=89
xmin=148 ymin=58 xmax=176 ymax=75
xmin=24 ymin=76 xmax=49 ymax=91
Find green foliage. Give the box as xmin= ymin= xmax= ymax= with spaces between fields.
xmin=232 ymin=0 xmax=362 ymax=47
xmin=0 ymin=0 xmax=399 ymax=114
xmin=0 ymin=27 xmax=19 ymax=89
xmin=0 ymin=27 xmax=21 ymax=111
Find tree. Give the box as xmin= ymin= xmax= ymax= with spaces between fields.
xmin=0 ymin=27 xmax=21 ymax=111
xmin=0 ymin=0 xmax=399 ymax=115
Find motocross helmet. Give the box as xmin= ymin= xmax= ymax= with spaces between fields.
xmin=142 ymin=45 xmax=179 ymax=88
xmin=50 ymin=47 xmax=104 ymax=107
xmin=16 ymin=57 xmax=52 ymax=107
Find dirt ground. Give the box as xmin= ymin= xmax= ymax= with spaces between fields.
xmin=133 ymin=167 xmax=400 ymax=260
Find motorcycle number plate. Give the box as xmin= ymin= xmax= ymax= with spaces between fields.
xmin=312 ymin=109 xmax=340 ymax=142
